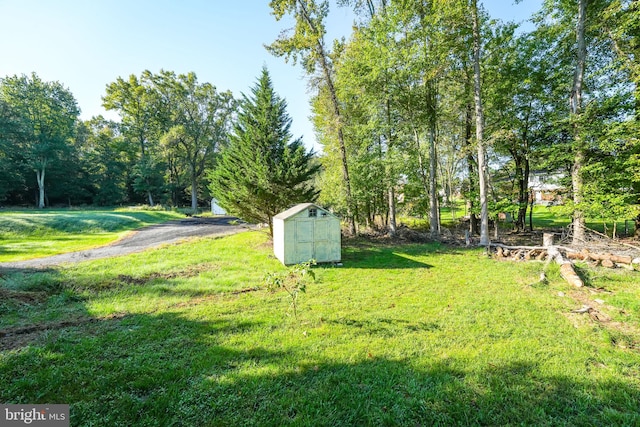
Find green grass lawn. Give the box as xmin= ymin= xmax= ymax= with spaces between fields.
xmin=506 ymin=205 xmax=636 ymax=236
xmin=0 ymin=208 xmax=185 ymax=262
xmin=1 ymin=231 xmax=639 ymax=425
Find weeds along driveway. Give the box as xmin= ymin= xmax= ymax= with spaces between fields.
xmin=0 ymin=216 xmax=251 ymax=269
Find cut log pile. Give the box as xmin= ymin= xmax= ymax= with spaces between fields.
xmin=565 ymin=251 xmax=634 ymax=268
xmin=489 ymin=233 xmax=640 ymax=287
xmin=493 ymin=244 xmax=639 ymax=269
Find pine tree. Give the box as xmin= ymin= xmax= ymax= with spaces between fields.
xmin=208 ymin=67 xmax=320 ymax=235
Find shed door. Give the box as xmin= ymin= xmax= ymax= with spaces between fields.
xmin=295 ymin=220 xmax=314 ymax=262
xmin=314 ymin=220 xmax=329 ymax=261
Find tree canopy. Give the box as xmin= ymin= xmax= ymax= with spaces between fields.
xmin=0 ymin=73 xmax=79 ymax=208
xmin=275 ymin=0 xmax=640 ymax=239
xmin=0 ymin=1 xmax=638 ymax=240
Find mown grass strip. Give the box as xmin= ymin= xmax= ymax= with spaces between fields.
xmin=0 ymin=209 xmax=184 ymax=262
xmin=1 ymin=231 xmax=639 ymax=425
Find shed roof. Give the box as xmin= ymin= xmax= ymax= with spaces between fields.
xmin=274 ymin=203 xmax=332 ymax=220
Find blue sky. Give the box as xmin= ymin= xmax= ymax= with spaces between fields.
xmin=0 ymin=0 xmax=540 ymax=152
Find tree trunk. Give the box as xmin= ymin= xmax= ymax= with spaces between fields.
xmin=636 ymin=81 xmax=640 ymax=122
xmin=296 ymin=0 xmax=355 ymax=235
xmin=428 ymin=82 xmax=439 ymax=236
xmin=465 ymin=107 xmax=479 ymax=236
xmin=429 ymin=129 xmax=439 ymax=236
xmin=528 ymin=189 xmax=535 ymax=231
xmin=471 ymin=0 xmax=489 ymax=246
xmin=413 ymin=127 xmax=431 ymax=217
xmin=571 ymin=0 xmax=587 ymax=244
xmin=463 ymin=70 xmax=479 ymax=236
xmin=388 ymin=187 xmax=397 ymax=236
xmin=523 ymin=153 xmax=531 ymax=229
xmin=513 ymin=154 xmax=525 ymax=231
xmin=191 ymin=173 xmax=198 ymax=212
xmin=36 ymin=166 xmax=46 ymax=209
xmin=385 ymin=100 xmax=397 ymax=236
xmin=512 ymin=135 xmax=531 ymax=233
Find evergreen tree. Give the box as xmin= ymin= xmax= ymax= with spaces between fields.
xmin=208 ymin=67 xmax=320 ymax=235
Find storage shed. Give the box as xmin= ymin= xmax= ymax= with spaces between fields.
xmin=211 ymin=198 xmax=226 ymax=215
xmin=273 ymin=203 xmax=341 ymax=265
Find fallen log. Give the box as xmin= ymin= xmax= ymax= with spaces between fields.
xmin=548 ymin=246 xmax=584 ymax=287
xmin=599 ymin=253 xmax=631 ymax=264
xmin=566 ymin=252 xmax=586 ymax=261
xmin=571 ymin=305 xmax=592 ymax=314
xmin=490 ymin=242 xmax=577 ymax=254
xmin=601 ymin=259 xmax=615 ymax=268
xmin=565 ymin=251 xmax=633 ymax=265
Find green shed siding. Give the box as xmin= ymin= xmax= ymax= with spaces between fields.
xmin=273 ymin=203 xmax=341 ymax=265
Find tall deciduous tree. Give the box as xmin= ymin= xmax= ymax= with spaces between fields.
xmin=332 ymin=0 xmax=456 ymax=235
xmin=103 ymin=73 xmax=162 ymax=206
xmin=152 ymin=71 xmax=236 ymax=211
xmin=80 ymin=117 xmax=131 ymax=206
xmin=330 ymin=13 xmax=403 ymax=233
xmin=602 ymin=0 xmax=640 ymax=236
xmin=569 ymin=0 xmax=588 ymax=243
xmin=268 ymin=0 xmax=357 ymax=234
xmin=470 ymin=0 xmax=490 ymax=245
xmin=536 ymin=0 xmax=629 ymax=242
xmin=0 ymin=73 xmax=79 ymax=208
xmin=208 ymin=68 xmax=320 ymax=235
xmin=483 ymin=27 xmax=562 ymax=232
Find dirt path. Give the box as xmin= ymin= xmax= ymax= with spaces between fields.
xmin=0 ymin=216 xmax=251 ymax=269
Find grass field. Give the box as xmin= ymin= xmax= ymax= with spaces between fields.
xmin=0 ymin=208 xmax=185 ymax=262
xmin=1 ymin=229 xmax=639 ymax=426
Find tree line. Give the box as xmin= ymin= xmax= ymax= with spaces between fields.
xmin=1 ymin=0 xmax=638 ymax=243
xmin=0 ymin=68 xmax=318 ymax=223
xmin=0 ymin=70 xmax=235 ymax=210
xmin=268 ymin=0 xmax=639 ymax=241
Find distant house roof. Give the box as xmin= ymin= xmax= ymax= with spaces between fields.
xmin=274 ymin=203 xmax=331 ymax=220
xmin=528 ymin=171 xmax=565 ymax=191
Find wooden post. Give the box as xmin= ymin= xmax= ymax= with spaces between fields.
xmin=543 ymin=233 xmax=554 ymax=248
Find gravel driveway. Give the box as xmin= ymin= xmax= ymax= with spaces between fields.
xmin=0 ymin=216 xmax=250 ymax=269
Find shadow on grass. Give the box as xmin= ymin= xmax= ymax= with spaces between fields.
xmin=337 ymin=242 xmax=476 ymax=270
xmin=192 ymin=358 xmax=640 ymax=426
xmin=1 ymin=308 xmax=639 ymax=425
xmin=0 ymin=266 xmax=66 ymax=300
xmin=339 ymin=245 xmax=435 ymax=270
xmin=0 ymin=311 xmax=279 ymax=424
